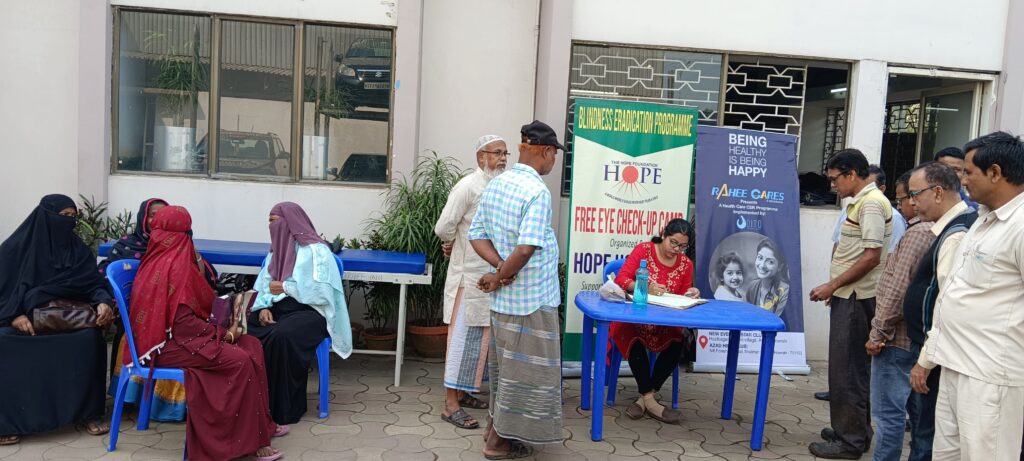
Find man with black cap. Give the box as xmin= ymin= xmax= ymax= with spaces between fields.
xmin=469 ymin=120 xmax=564 ymax=459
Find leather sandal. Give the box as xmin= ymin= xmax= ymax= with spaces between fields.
xmin=646 ymin=407 xmax=682 ymax=424
xmin=441 ymin=408 xmax=480 ymax=429
xmin=625 ymin=401 xmax=645 ymax=420
xmin=484 ymin=441 xmax=534 ymax=460
xmin=459 ymin=393 xmax=489 ymax=409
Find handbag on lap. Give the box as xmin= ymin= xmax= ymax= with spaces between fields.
xmin=31 ymin=299 xmax=97 ymax=334
xmin=210 ymin=290 xmax=256 ymax=333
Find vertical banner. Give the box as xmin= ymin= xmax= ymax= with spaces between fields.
xmin=693 ymin=126 xmax=809 ymax=374
xmin=562 ymin=98 xmax=698 ymax=362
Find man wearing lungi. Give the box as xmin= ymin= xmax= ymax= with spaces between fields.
xmin=470 ymin=120 xmax=565 ymax=459
xmin=434 ymin=134 xmax=509 ymax=429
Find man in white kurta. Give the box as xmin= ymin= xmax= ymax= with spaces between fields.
xmin=434 ymin=134 xmax=508 ymax=429
xmin=914 ymin=132 xmax=1024 ymax=461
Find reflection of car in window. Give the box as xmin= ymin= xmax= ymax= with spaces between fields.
xmin=195 ymin=131 xmax=291 ymax=176
xmin=335 ymin=153 xmax=387 ymax=183
xmin=335 ymin=38 xmax=392 ymax=109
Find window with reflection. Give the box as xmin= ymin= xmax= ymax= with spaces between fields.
xmin=302 ymin=26 xmax=391 ymax=183
xmin=116 ymin=11 xmax=210 ymax=173
xmin=216 ymin=21 xmax=295 ymax=178
xmin=112 ymin=9 xmax=394 ymax=185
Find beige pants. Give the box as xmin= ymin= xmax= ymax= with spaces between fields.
xmin=933 ymin=367 xmax=1024 ymax=461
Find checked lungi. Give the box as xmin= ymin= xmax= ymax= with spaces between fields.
xmin=444 ymin=287 xmax=490 ymax=392
xmin=487 ymin=304 xmax=563 ymax=444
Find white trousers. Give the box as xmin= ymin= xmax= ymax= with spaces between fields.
xmin=933 ymin=367 xmax=1024 ymax=461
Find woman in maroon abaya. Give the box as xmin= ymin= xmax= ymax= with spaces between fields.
xmin=125 ymin=205 xmax=283 ymax=461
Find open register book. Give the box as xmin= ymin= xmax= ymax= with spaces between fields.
xmin=645 ymin=293 xmax=708 ymax=309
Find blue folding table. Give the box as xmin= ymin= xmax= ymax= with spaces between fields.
xmin=99 ymin=239 xmax=432 ymax=386
xmin=576 ymin=291 xmax=785 ymax=450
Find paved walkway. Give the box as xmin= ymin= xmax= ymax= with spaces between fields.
xmin=0 ymin=358 xmax=908 ymax=460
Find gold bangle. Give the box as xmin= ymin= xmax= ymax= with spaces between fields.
xmin=226 ymin=331 xmax=235 ymax=343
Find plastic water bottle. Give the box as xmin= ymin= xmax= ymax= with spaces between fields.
xmin=633 ymin=260 xmax=649 ymax=309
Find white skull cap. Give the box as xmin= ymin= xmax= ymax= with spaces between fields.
xmin=474 ymin=134 xmax=505 ymax=153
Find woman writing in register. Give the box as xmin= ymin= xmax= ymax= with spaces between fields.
xmin=612 ymin=218 xmax=699 ymax=424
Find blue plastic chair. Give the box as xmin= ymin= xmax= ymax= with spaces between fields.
xmin=601 ymin=258 xmax=680 ymax=409
xmin=106 ymin=259 xmax=187 ymax=453
xmin=313 ymin=253 xmax=346 ymax=419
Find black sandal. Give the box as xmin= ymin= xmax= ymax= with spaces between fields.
xmin=441 ymin=408 xmax=480 ymax=429
xmin=484 ymin=441 xmax=534 ymax=460
xmin=459 ymin=393 xmax=490 ymax=410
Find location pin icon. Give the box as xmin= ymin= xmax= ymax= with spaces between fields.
xmin=699 ymin=335 xmax=709 ymax=349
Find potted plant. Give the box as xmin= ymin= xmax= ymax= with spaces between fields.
xmin=363 ymin=283 xmax=399 ymax=350
xmin=366 ymin=152 xmax=464 ymax=357
xmin=146 ymin=26 xmax=207 ymax=173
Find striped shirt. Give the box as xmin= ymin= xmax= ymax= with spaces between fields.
xmin=869 ymin=218 xmax=935 ymax=351
xmin=831 ymin=182 xmax=893 ymax=299
xmin=468 ymin=163 xmax=561 ymax=316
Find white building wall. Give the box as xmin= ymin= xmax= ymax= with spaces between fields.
xmin=111 ymin=0 xmax=398 ymax=27
xmin=417 ymin=0 xmax=540 ymax=171
xmin=0 ymin=0 xmax=83 ymax=237
xmin=572 ymin=0 xmax=1009 ymax=72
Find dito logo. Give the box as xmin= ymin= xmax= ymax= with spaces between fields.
xmin=736 ymin=215 xmax=747 ymax=229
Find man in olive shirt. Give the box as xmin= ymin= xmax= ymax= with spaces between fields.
xmin=810 ymin=149 xmax=894 ymax=459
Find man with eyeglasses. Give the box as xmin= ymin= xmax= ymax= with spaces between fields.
xmin=810 ymin=149 xmax=894 ymax=459
xmin=933 ymin=146 xmax=979 ymax=210
xmin=911 ymin=132 xmax=1024 ymax=460
xmin=862 ymin=168 xmax=938 ymax=461
xmin=884 ymin=161 xmax=976 ymax=461
xmin=434 ymin=134 xmax=509 ymax=431
xmin=817 ymin=165 xmax=906 ymax=404
xmin=470 ymin=121 xmax=565 ymax=459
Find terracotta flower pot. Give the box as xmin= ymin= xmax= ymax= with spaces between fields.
xmin=364 ymin=328 xmax=397 ymax=351
xmin=407 ymin=322 xmax=448 ymax=358
xmin=350 ymin=322 xmax=365 ymax=348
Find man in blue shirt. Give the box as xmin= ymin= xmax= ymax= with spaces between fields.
xmin=469 ymin=120 xmax=564 ymax=459
xmin=933 ymin=146 xmax=979 ymax=210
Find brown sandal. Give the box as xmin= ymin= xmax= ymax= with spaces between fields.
xmin=459 ymin=393 xmax=489 ymax=410
xmin=484 ymin=441 xmax=533 ymax=460
xmin=83 ymin=421 xmax=110 ymax=436
xmin=0 ymin=435 xmax=19 ymax=446
xmin=625 ymin=401 xmax=645 ymax=419
xmin=646 ymin=407 xmax=682 ymax=424
xmin=441 ymin=409 xmax=480 ymax=429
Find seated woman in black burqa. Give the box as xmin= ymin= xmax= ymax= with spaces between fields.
xmin=0 ymin=194 xmax=115 ymax=446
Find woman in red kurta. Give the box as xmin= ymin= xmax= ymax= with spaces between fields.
xmin=612 ymin=218 xmax=699 ymax=424
xmin=125 ymin=206 xmax=283 ymax=461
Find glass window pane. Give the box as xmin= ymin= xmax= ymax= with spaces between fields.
xmin=116 ymin=11 xmax=210 ymax=173
xmin=217 ymin=21 xmax=295 ymax=178
xmin=921 ymin=90 xmax=974 ymax=158
xmin=301 ymin=25 xmax=392 ymax=183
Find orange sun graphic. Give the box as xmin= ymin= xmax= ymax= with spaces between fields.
xmin=611 ymin=165 xmax=649 ymax=196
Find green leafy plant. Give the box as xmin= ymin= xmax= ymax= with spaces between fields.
xmin=365 ymin=152 xmax=466 ymax=327
xmin=75 ymin=196 xmax=110 ymax=254
xmin=144 ymin=27 xmax=207 ymax=126
xmin=303 ymin=84 xmax=353 ymax=120
xmin=73 ymin=195 xmax=133 ymax=256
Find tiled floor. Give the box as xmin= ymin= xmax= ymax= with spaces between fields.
xmin=0 ymin=358 xmax=907 ymax=460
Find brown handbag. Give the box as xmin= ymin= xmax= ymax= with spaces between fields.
xmin=31 ymin=299 xmax=97 ymax=334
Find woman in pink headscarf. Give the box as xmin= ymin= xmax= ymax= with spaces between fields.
xmin=248 ymin=202 xmax=351 ymax=426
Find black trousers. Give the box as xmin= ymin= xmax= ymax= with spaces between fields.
xmin=247 ymin=297 xmax=328 ymax=425
xmin=828 ymin=294 xmax=875 ymax=453
xmin=628 ymin=341 xmax=683 ymax=395
xmin=906 ymin=365 xmax=941 ymax=461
